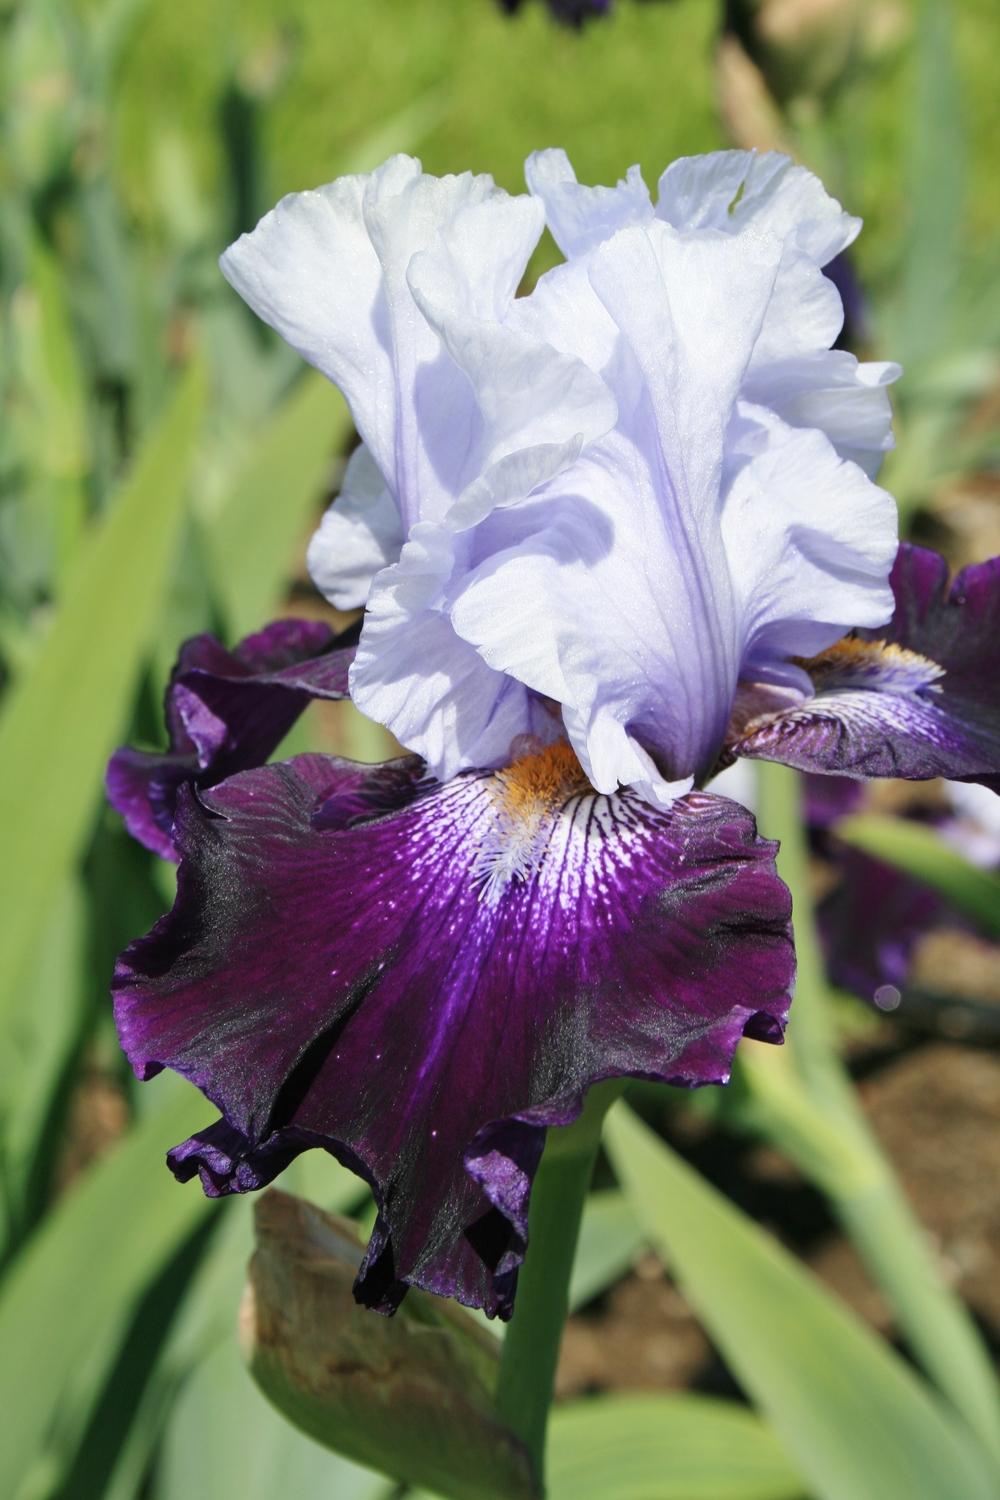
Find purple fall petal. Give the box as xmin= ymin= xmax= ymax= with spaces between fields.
xmin=113 ymin=747 xmax=793 ymax=1316
xmin=106 ymin=618 xmax=356 ymax=859
xmin=732 ymin=544 xmax=1000 ymax=793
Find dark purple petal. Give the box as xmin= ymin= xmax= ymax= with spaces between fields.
xmin=105 ymin=748 xmax=199 ymax=862
xmin=732 ymin=544 xmax=1000 ymax=792
xmin=107 ymin=618 xmax=357 ymax=859
xmin=113 ymin=746 xmax=793 ymax=1317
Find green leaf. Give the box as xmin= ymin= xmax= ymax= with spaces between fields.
xmin=547 ymin=1394 xmax=804 ymax=1500
xmin=753 ymin=763 xmax=1000 ymax=1467
xmin=894 ymin=0 xmax=964 ymax=374
xmin=154 ymin=1334 xmax=394 ymax=1500
xmin=835 ymin=813 xmax=1000 ymax=940
xmin=568 ymin=1189 xmax=645 ymax=1312
xmin=604 ymin=1102 xmax=997 ymax=1500
xmin=0 ymin=360 xmax=204 ymax=1061
xmin=203 ymin=371 xmax=350 ymax=639
xmin=0 ymin=879 xmax=88 ymax=1262
xmin=100 ymin=1165 xmax=369 ymax=1500
xmin=10 ymin=235 xmax=91 ymax=587
xmin=0 ymin=1079 xmax=212 ymax=1500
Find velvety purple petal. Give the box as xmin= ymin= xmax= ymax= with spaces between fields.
xmin=105 ymin=748 xmax=198 ymax=862
xmin=107 ymin=619 xmax=357 ymax=859
xmin=113 ymin=747 xmax=793 ymax=1316
xmin=732 ymin=545 xmax=1000 ymax=791
xmin=175 ymin=618 xmax=355 ymax=767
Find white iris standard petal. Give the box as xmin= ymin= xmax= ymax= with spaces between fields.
xmin=524 ymin=148 xmax=653 ymax=257
xmin=220 ymin=154 xmax=545 ymax=544
xmin=305 ymin=445 xmax=404 ymax=611
xmin=525 ymin=146 xmax=899 ymax=476
xmin=223 ymin=154 xmax=617 ymax=780
xmin=655 ymin=149 xmax=861 ymax=266
xmin=449 ymin=203 xmax=898 ymax=798
xmin=349 ymin=264 xmax=618 ymax=777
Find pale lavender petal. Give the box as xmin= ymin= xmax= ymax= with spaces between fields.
xmin=524 ymin=148 xmax=652 ymax=257
xmin=655 ymin=149 xmax=860 ymax=267
xmin=221 ymin=158 xmax=544 ymax=532
xmin=307 ymin=444 xmax=405 ymax=610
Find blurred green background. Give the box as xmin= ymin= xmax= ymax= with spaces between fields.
xmin=2 ymin=1 xmax=999 ymax=1498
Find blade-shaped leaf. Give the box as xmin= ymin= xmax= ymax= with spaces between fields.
xmin=547 ymin=1394 xmax=804 ymax=1500
xmin=894 ymin=0 xmax=964 ymax=373
xmin=203 ymin=371 xmax=349 ymax=639
xmin=1 ymin=879 xmax=87 ymax=1262
xmin=0 ymin=1079 xmax=212 ymax=1500
xmin=0 ymin=361 xmax=203 ymax=1055
xmin=568 ymin=1189 xmax=645 ymax=1312
xmin=604 ymin=1102 xmax=997 ymax=1500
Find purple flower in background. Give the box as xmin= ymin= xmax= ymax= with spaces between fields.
xmin=110 ymin=148 xmax=1000 ymax=1317
xmin=498 ymin=0 xmax=613 ymax=25
xmin=817 ymin=778 xmax=1000 ymax=1004
xmin=107 ymin=618 xmax=356 ymax=860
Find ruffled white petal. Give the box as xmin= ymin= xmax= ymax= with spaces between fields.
xmin=409 ymin=247 xmax=617 ymax=527
xmin=451 ymin=221 xmax=783 ymax=791
xmin=721 ymin=404 xmax=897 ymax=668
xmin=224 ymin=148 xmax=901 ymax=806
xmin=742 ymin=353 xmax=901 ymax=477
xmin=350 ymin=525 xmax=555 ymax=781
xmin=306 ymin=445 xmax=405 ymax=610
xmin=450 ymin=217 xmax=897 ymax=797
xmin=655 ymin=149 xmax=860 ymax=267
xmin=221 ymin=156 xmax=544 ymax=531
xmin=525 ymin=148 xmax=653 ymax=258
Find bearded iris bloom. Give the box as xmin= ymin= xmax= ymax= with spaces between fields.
xmin=111 ymin=149 xmax=1000 ymax=1318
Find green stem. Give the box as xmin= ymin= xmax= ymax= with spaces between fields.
xmin=495 ymin=1081 xmax=621 ymax=1489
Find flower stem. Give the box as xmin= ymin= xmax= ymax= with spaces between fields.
xmin=495 ymin=1081 xmax=621 ymax=1489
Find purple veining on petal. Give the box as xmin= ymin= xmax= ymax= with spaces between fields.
xmin=106 ymin=618 xmax=357 ymax=860
xmin=113 ymin=745 xmax=793 ymax=1317
xmin=732 ymin=544 xmax=1000 ymax=793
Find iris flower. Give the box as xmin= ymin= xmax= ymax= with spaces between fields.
xmin=111 ymin=150 xmax=1000 ymax=1317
